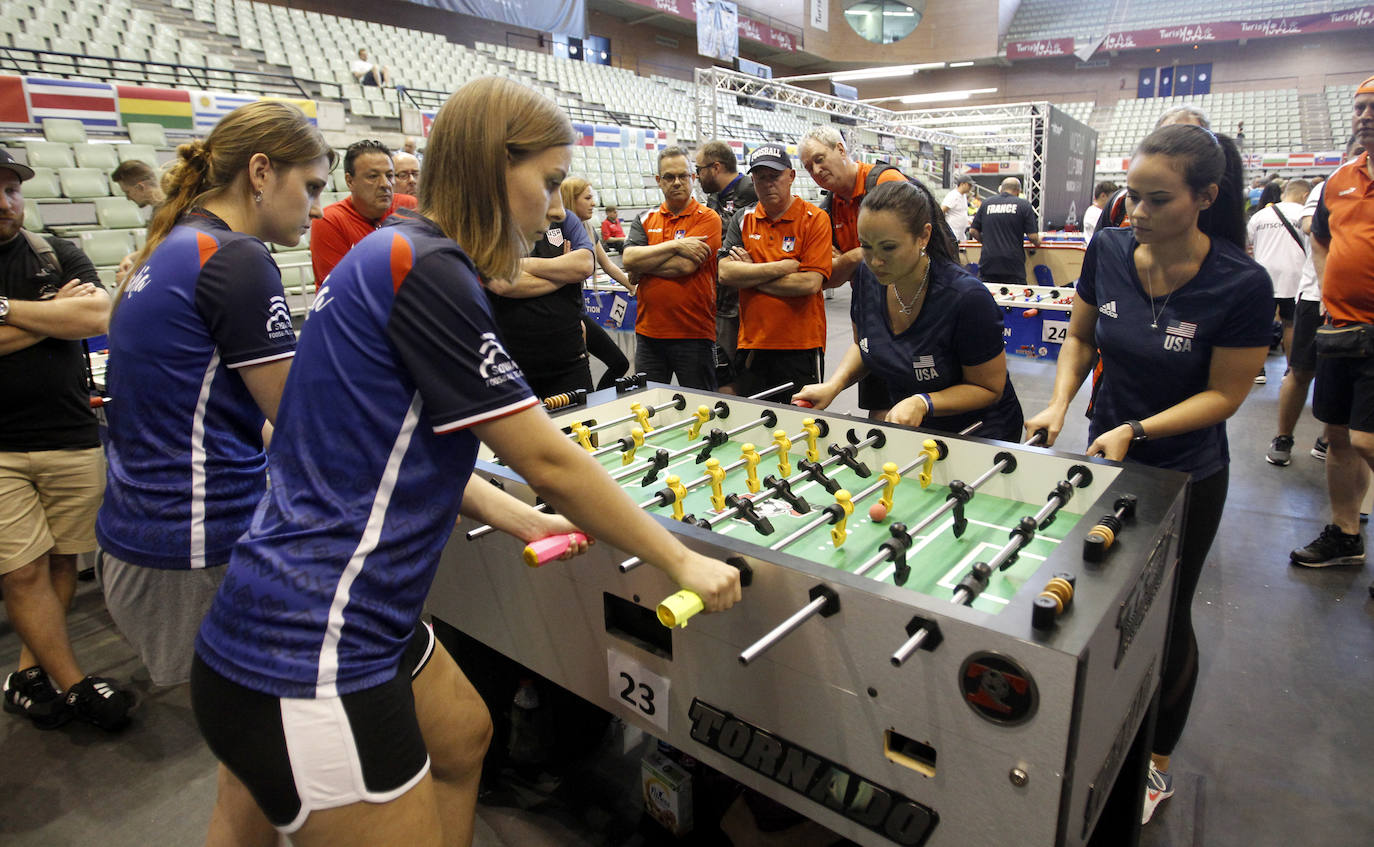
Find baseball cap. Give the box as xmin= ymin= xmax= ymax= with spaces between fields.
xmin=1358 ymin=74 xmax=1374 ymax=96
xmin=0 ymin=149 xmax=35 ymax=181
xmin=748 ymin=144 xmax=792 ymax=172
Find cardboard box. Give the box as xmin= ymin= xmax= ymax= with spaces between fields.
xmin=642 ymin=750 xmax=693 ymax=837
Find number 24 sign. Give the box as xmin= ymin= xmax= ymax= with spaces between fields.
xmin=607 ymin=649 xmax=670 ymax=733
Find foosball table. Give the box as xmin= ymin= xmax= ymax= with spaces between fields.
xmin=426 ymin=382 xmax=1188 ymax=847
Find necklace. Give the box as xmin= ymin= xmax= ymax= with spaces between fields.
xmin=893 ymin=255 xmax=931 ymax=315
xmin=1143 ymin=260 xmax=1177 ymax=331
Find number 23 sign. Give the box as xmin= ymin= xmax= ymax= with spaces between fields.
xmin=607 ymin=649 xmax=671 ymax=733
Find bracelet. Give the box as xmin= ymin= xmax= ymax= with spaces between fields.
xmin=1125 ymin=419 xmax=1147 ymax=442
xmin=917 ymin=393 xmax=933 ymax=416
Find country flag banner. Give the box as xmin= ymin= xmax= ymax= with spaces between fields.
xmin=25 ymin=77 xmax=119 ymax=128
xmin=572 ymin=122 xmax=595 ymax=146
xmin=0 ymin=75 xmax=29 ymax=123
xmin=1287 ymin=152 xmax=1314 ymax=168
xmin=117 ymin=84 xmax=193 ymax=130
xmin=421 ymin=111 xmax=435 ymax=138
xmin=260 ymin=95 xmax=318 ymax=125
xmin=913 ymin=355 xmax=936 ymax=369
xmin=1166 ymin=320 xmax=1197 ymax=339
xmin=593 ymin=125 xmax=620 ymax=147
xmin=1262 ymin=153 xmax=1289 ymax=168
xmin=192 ymin=90 xmax=256 ymax=132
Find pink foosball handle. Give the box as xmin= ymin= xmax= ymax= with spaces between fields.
xmin=522 ymin=532 xmax=588 ymax=567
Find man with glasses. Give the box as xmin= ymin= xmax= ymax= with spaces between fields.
xmin=310 ymin=139 xmax=416 ymax=283
xmin=392 ymin=151 xmax=420 ymax=198
xmin=694 ymin=140 xmax=756 ymax=391
xmin=622 ymin=147 xmax=721 ymax=389
xmin=718 ymin=145 xmax=831 ymax=402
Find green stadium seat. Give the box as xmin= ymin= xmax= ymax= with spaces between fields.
xmin=274 ymin=230 xmax=310 ymax=252
xmin=23 ymin=199 xmax=42 ymax=232
xmin=118 ymin=144 xmax=159 ymax=169
xmin=24 ymin=141 xmax=75 ymax=170
xmin=73 ymin=143 xmax=120 ymax=171
xmin=58 ymin=167 xmax=110 ymax=199
xmin=126 ymin=122 xmax=168 ymax=147
xmin=42 ymin=119 xmax=88 ymax=144
xmin=94 ymin=197 xmax=145 ymax=229
xmin=25 ymin=168 xmax=63 ymax=199
xmin=79 ymin=228 xmax=135 ymax=266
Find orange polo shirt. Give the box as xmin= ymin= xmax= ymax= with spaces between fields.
xmin=1314 ymin=152 xmax=1374 ymax=325
xmin=829 ymin=163 xmax=910 ymax=252
xmin=736 ymin=195 xmax=832 ymax=350
xmin=633 ymin=198 xmax=721 ymax=340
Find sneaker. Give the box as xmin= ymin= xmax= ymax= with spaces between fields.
xmin=1141 ymin=761 xmax=1174 ymax=824
xmin=3 ymin=667 xmax=71 ymax=730
xmin=1265 ymin=435 xmax=1294 ymax=466
xmin=1254 ymin=368 xmax=1267 ymax=384
xmin=1290 ymin=524 xmax=1365 ymax=568
xmin=63 ymin=676 xmax=133 ymax=731
xmin=1311 ymin=437 xmax=1328 ymax=461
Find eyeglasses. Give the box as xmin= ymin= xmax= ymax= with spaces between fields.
xmin=658 ymin=173 xmax=693 ymax=183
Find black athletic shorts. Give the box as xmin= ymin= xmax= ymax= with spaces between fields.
xmin=1313 ymin=353 xmax=1374 ymax=434
xmin=191 ymin=621 xmax=436 ymax=832
xmin=1274 ymin=297 xmax=1296 ymax=322
xmin=1288 ymin=299 xmax=1320 ymax=373
xmin=732 ymin=348 xmax=823 ymax=403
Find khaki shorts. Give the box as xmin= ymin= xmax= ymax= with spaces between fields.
xmin=0 ymin=447 xmax=105 ymax=575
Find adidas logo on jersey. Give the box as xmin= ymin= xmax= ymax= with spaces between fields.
xmin=1100 ymin=300 xmax=1118 ymax=319
xmin=859 ymin=337 xmax=869 ymax=354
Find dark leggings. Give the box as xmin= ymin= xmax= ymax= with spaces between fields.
xmin=1153 ymin=465 xmax=1229 ymax=756
xmin=582 ymin=315 xmax=629 ymax=391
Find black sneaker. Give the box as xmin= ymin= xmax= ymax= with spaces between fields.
xmin=63 ymin=676 xmax=133 ymax=731
xmin=1312 ymin=437 xmax=1328 ymax=461
xmin=4 ymin=667 xmax=71 ymax=730
xmin=1266 ymin=435 xmax=1294 ymax=466
xmin=1291 ymin=525 xmax=1365 ymax=568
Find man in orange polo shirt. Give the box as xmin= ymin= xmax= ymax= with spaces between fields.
xmin=1291 ymin=75 xmax=1374 ymax=570
xmin=719 ymin=145 xmax=831 ymax=402
xmin=309 ymin=139 xmax=417 ymax=284
xmin=622 ymin=146 xmax=722 ymax=389
xmin=800 ymin=126 xmax=911 ymax=417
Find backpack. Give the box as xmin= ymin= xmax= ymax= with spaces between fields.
xmin=818 ymin=162 xmax=916 ymax=217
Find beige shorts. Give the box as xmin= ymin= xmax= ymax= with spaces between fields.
xmin=0 ymin=447 xmax=105 ymax=575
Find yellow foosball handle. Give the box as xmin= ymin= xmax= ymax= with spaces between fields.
xmin=656 ymin=557 xmax=752 ymax=628
xmin=657 ymin=590 xmax=705 ymax=628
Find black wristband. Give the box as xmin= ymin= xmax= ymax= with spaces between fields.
xmin=1126 ymin=419 xmax=1147 ymax=442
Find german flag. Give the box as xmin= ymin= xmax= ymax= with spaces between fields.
xmin=116 ymin=85 xmax=193 ymax=130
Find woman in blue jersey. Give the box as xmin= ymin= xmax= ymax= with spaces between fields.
xmin=191 ymin=77 xmax=741 ymax=847
xmin=792 ymin=180 xmax=1024 ymax=442
xmin=1023 ymin=124 xmax=1271 ymax=825
xmin=96 ymin=102 xmax=334 ymax=689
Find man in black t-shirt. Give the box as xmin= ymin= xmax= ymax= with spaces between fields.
xmin=695 ymin=140 xmax=756 ymax=391
xmin=0 ymin=150 xmax=129 ymax=731
xmin=969 ymin=177 xmax=1041 ymax=284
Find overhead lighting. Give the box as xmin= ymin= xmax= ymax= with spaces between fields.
xmin=830 ymin=62 xmax=945 ymax=82
xmin=899 ymin=87 xmax=998 ymax=104
xmin=949 ymin=61 xmax=975 ymax=68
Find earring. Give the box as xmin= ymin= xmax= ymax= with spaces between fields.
xmin=254 ymin=192 xmax=263 ymax=203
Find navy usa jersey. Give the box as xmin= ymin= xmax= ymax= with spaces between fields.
xmin=197 ymin=210 xmax=537 ymax=698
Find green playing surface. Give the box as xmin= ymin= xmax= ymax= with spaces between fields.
xmin=589 ymin=418 xmax=1079 ymax=615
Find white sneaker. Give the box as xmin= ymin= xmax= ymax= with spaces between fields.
xmin=1141 ymin=761 xmax=1174 ymax=824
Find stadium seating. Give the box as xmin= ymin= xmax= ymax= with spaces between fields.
xmin=1005 ymin=0 xmax=1337 ymax=43
xmin=1097 ymin=90 xmax=1302 ymax=159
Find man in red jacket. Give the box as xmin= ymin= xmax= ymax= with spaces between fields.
xmin=309 ymin=139 xmax=416 ymax=284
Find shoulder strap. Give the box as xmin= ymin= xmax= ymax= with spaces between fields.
xmin=21 ymin=229 xmax=62 ymax=276
xmin=1268 ymin=203 xmax=1306 ymax=254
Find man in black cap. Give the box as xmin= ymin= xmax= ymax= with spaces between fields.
xmin=0 ymin=149 xmax=133 ymax=731
xmin=717 ymin=145 xmax=832 ymax=401
xmin=969 ymin=176 xmax=1041 ymax=285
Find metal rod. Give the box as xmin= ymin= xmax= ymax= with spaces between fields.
xmin=765 ymin=433 xmax=884 ymax=552
xmin=747 ymin=383 xmax=793 ymax=400
xmin=589 ymin=404 xmax=725 ymax=460
xmin=739 ymin=595 xmax=829 ymax=665
xmin=465 ymin=502 xmax=549 ymax=541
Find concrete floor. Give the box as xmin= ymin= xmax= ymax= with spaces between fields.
xmin=1 ymin=285 xmax=1371 ymax=847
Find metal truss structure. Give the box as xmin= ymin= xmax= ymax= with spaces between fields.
xmin=893 ymin=101 xmax=1053 ymax=229
xmin=693 ymin=66 xmax=960 ymax=149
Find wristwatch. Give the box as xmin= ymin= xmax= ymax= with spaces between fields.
xmin=0 ymin=295 xmax=9 ymax=326
xmin=1125 ymin=419 xmax=1148 ymax=443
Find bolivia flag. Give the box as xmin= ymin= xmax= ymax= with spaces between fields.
xmin=117 ymin=85 xmax=193 ymax=130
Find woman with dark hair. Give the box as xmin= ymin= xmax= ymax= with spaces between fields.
xmin=98 ymin=101 xmax=334 ymax=690
xmin=562 ymin=176 xmax=634 ymax=390
xmin=1024 ymin=124 xmax=1271 ymax=825
xmin=190 ymin=77 xmax=740 ymax=846
xmin=793 ymin=179 xmax=1023 ymax=442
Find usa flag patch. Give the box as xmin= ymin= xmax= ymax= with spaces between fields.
xmin=1165 ymin=320 xmax=1197 ymax=339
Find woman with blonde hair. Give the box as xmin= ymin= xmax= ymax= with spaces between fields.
xmin=96 ymin=101 xmax=333 ymax=691
xmin=191 ymin=77 xmax=740 ymax=847
xmin=562 ymin=175 xmax=634 ymax=389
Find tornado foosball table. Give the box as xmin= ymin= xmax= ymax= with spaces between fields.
xmin=426 ymin=381 xmax=1188 ymax=847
